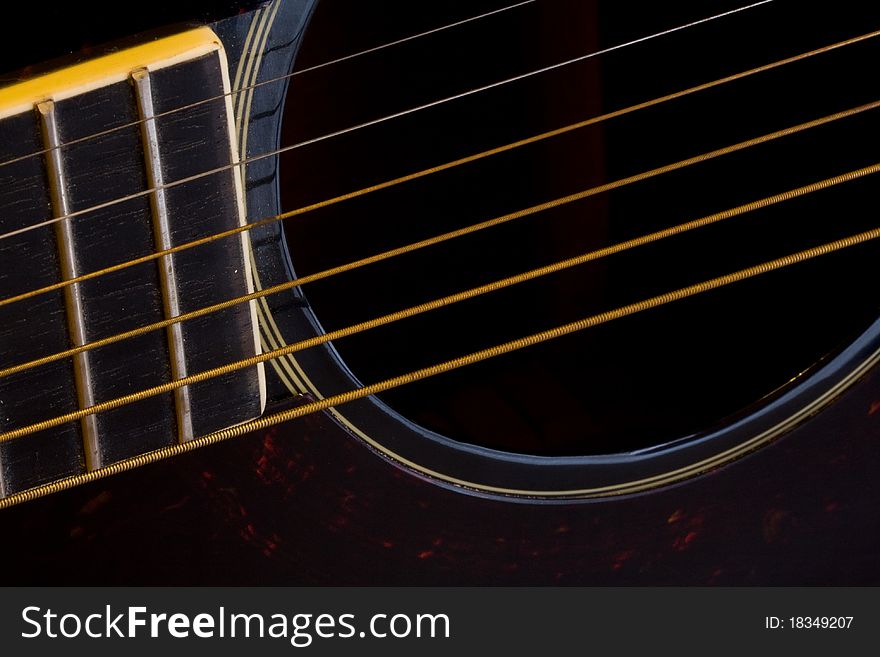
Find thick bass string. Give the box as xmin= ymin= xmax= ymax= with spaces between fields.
xmin=2 ymin=154 xmax=880 ymax=444
xmin=2 ymin=202 xmax=880 ymax=508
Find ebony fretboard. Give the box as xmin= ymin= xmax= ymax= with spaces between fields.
xmin=0 ymin=30 xmax=265 ymax=497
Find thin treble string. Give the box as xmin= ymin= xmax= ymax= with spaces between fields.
xmin=292 ymin=0 xmax=537 ymax=75
xmin=0 ymin=1 xmax=775 ymax=242
xmin=1 ymin=95 xmax=878 ymax=382
xmin=0 ymin=0 xmax=538 ymax=171
xmin=2 ymin=153 xmax=879 ymax=444
xmin=2 ymin=24 xmax=877 ymax=311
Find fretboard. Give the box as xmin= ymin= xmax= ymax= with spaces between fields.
xmin=0 ymin=29 xmax=265 ymax=498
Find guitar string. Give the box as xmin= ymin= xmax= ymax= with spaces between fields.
xmin=2 ymin=156 xmax=878 ymax=444
xmin=258 ymin=0 xmax=537 ymax=75
xmin=0 ymin=224 xmax=872 ymax=513
xmin=2 ymin=212 xmax=879 ymax=511
xmin=1 ymin=28 xmax=875 ymax=309
xmin=2 ymin=98 xmax=875 ymax=380
xmin=0 ymin=0 xmax=538 ymax=171
xmin=0 ymin=2 xmax=868 ymax=500
xmin=0 ymin=0 xmax=777 ymax=242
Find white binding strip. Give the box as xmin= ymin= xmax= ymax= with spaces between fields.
xmin=216 ymin=43 xmax=269 ymax=414
xmin=235 ymin=0 xmax=307 ymax=395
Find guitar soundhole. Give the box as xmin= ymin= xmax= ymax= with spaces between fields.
xmin=281 ymin=1 xmax=880 ymax=456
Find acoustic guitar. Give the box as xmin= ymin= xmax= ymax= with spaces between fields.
xmin=1 ymin=0 xmax=878 ymax=584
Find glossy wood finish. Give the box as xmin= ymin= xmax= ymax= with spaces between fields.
xmin=0 ymin=360 xmax=878 ymax=584
xmin=0 ymin=0 xmax=878 ymax=584
xmin=266 ymin=0 xmax=880 ymax=495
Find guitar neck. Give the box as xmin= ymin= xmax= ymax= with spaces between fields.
xmin=0 ymin=29 xmax=265 ymax=498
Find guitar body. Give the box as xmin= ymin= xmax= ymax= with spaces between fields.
xmin=0 ymin=379 xmax=877 ymax=585
xmin=0 ymin=0 xmax=879 ymax=584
